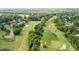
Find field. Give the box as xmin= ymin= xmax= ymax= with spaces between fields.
xmin=0 ymin=8 xmax=79 ymax=51
xmin=40 ymin=17 xmax=75 ymax=51
xmin=0 ymin=21 xmax=40 ymax=51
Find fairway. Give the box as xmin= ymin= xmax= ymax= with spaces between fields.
xmin=0 ymin=8 xmax=78 ymax=51
xmin=0 ymin=21 xmax=40 ymax=51
xmin=0 ymin=16 xmax=75 ymax=51
xmin=41 ymin=16 xmax=75 ymax=51
xmin=40 ymin=30 xmax=60 ymax=51
xmin=14 ymin=21 xmax=40 ymax=51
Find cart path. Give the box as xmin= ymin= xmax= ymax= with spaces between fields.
xmin=45 ymin=17 xmax=75 ymax=50
xmin=14 ymin=21 xmax=40 ymax=51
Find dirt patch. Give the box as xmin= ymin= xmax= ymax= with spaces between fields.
xmin=60 ymin=44 xmax=66 ymax=50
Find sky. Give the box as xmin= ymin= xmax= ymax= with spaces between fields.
xmin=0 ymin=0 xmax=78 ymax=8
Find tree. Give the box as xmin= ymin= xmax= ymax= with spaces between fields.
xmin=73 ymin=19 xmax=79 ymax=27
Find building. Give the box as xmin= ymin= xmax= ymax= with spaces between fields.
xmin=5 ymin=30 xmax=15 ymax=41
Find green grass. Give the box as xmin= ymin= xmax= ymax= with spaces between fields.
xmin=0 ymin=31 xmax=5 ymax=40
xmin=0 ymin=40 xmax=14 ymax=50
xmin=0 ymin=31 xmax=14 ymax=50
xmin=13 ymin=21 xmax=40 ymax=51
xmin=0 ymin=21 xmax=40 ymax=51
xmin=43 ymin=16 xmax=75 ymax=51
xmin=0 ymin=16 xmax=75 ymax=51
xmin=40 ymin=30 xmax=61 ymax=51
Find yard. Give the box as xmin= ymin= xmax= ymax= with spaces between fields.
xmin=0 ymin=21 xmax=40 ymax=51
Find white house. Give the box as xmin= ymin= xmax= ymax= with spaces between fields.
xmin=5 ymin=30 xmax=15 ymax=41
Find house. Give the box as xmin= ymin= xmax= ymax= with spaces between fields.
xmin=18 ymin=21 xmax=26 ymax=26
xmin=75 ymin=26 xmax=79 ymax=32
xmin=75 ymin=26 xmax=79 ymax=36
xmin=63 ymin=18 xmax=73 ymax=26
xmin=5 ymin=30 xmax=15 ymax=41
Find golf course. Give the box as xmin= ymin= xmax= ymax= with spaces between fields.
xmin=0 ymin=8 xmax=79 ymax=51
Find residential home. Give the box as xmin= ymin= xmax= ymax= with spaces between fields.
xmin=5 ymin=30 xmax=15 ymax=41
xmin=75 ymin=26 xmax=79 ymax=36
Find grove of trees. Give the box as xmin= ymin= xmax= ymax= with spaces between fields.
xmin=0 ymin=14 xmax=27 ymax=41
xmin=28 ymin=15 xmax=52 ymax=51
xmin=53 ymin=11 xmax=79 ymax=50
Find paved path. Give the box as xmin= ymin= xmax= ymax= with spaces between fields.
xmin=14 ymin=21 xmax=40 ymax=51
xmin=45 ymin=17 xmax=75 ymax=50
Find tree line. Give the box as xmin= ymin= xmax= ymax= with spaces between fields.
xmin=28 ymin=15 xmax=52 ymax=51
xmin=53 ymin=12 xmax=79 ymax=50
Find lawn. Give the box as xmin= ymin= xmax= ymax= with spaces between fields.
xmin=0 ymin=16 xmax=75 ymax=51
xmin=13 ymin=21 xmax=40 ymax=51
xmin=40 ymin=16 xmax=75 ymax=51
xmin=40 ymin=30 xmax=61 ymax=51
xmin=0 ymin=21 xmax=40 ymax=51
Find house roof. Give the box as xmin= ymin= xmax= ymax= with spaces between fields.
xmin=75 ymin=26 xmax=79 ymax=31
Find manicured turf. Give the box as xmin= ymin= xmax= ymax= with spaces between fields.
xmin=14 ymin=21 xmax=40 ymax=51
xmin=42 ymin=16 xmax=75 ymax=51
xmin=0 ymin=21 xmax=40 ymax=51
xmin=0 ymin=16 xmax=75 ymax=51
xmin=40 ymin=30 xmax=61 ymax=51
